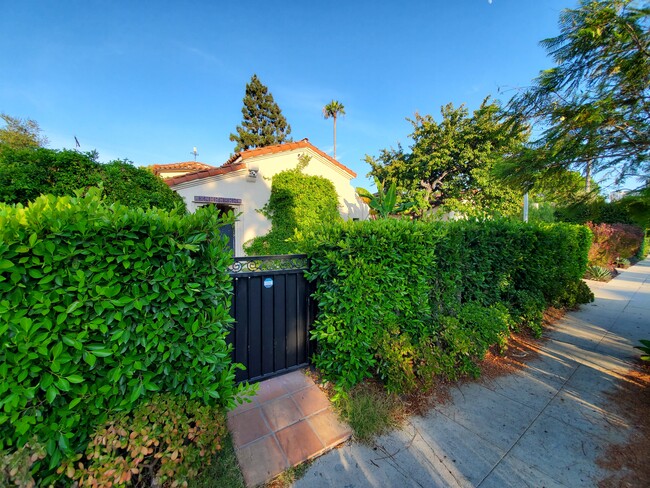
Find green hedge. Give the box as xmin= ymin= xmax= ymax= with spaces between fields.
xmin=301 ymin=218 xmax=593 ymax=393
xmin=0 ymin=147 xmax=186 ymax=211
xmin=0 ymin=189 xmax=245 ymax=480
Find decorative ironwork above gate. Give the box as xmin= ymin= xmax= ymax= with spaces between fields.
xmin=229 ymin=254 xmax=308 ymax=275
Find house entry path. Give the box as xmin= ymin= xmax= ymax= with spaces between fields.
xmin=293 ymin=259 xmax=650 ymax=488
xmin=227 ymin=369 xmax=352 ymax=487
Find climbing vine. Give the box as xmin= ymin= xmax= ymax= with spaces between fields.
xmin=245 ymin=154 xmax=341 ymax=255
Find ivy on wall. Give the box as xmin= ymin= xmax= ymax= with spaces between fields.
xmin=245 ymin=154 xmax=342 ymax=255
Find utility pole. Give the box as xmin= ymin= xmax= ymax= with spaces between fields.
xmin=523 ymin=192 xmax=529 ymax=223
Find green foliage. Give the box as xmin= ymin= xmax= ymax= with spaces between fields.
xmin=585 ymin=264 xmax=612 ymax=281
xmin=586 ymin=222 xmax=644 ymax=266
xmin=506 ymin=0 xmax=650 ymax=185
xmin=100 ymin=160 xmax=187 ymax=211
xmin=616 ymin=186 xmax=650 ymax=229
xmin=0 ymin=147 xmax=186 ymax=211
xmin=555 ymin=197 xmax=634 ymax=226
xmin=301 ymin=218 xmax=593 ymax=393
xmin=367 ymin=98 xmax=527 ymax=217
xmin=0 ymin=190 xmax=250 ymax=482
xmin=507 ymin=289 xmax=547 ymax=336
xmin=245 ymin=156 xmax=341 ymax=255
xmin=435 ymin=302 xmax=513 ymax=379
xmin=229 ymin=74 xmax=292 ymax=151
xmin=61 ymin=394 xmax=228 ymax=487
xmin=552 ymin=280 xmax=594 ymax=310
xmin=356 ymin=178 xmax=415 ymax=219
xmin=638 ymin=233 xmax=649 ymax=258
xmin=635 ymin=339 xmax=650 ymax=362
xmin=0 ymin=113 xmax=48 ymax=152
xmin=0 ymin=438 xmax=46 ymax=488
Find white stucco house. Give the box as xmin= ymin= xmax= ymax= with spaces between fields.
xmin=164 ymin=139 xmax=368 ymax=256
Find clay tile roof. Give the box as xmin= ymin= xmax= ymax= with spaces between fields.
xmin=238 ymin=139 xmax=357 ymax=177
xmin=165 ymin=139 xmax=356 ymax=187
xmin=151 ymin=161 xmax=214 ymax=175
xmin=164 ymin=162 xmax=248 ymax=186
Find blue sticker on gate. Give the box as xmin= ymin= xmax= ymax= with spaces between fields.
xmin=264 ymin=277 xmax=273 ymax=288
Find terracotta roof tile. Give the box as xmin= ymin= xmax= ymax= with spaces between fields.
xmin=152 ymin=161 xmax=214 ymax=175
xmin=164 ymin=163 xmax=247 ymax=186
xmin=165 ymin=139 xmax=356 ymax=187
xmin=238 ymin=139 xmax=357 ymax=177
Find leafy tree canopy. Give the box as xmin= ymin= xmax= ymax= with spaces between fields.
xmin=0 ymin=113 xmax=48 ymax=151
xmin=505 ymin=0 xmax=650 ymax=187
xmin=0 ymin=147 xmax=185 ymax=211
xmin=229 ymin=74 xmax=292 ymax=152
xmin=323 ymin=100 xmax=346 ymax=120
xmin=367 ymin=98 xmax=528 ymax=217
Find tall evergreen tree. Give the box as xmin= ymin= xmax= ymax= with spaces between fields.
xmin=506 ymin=0 xmax=650 ymax=186
xmin=229 ymin=74 xmax=292 ymax=151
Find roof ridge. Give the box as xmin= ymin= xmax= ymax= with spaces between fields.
xmin=165 ymin=140 xmax=356 ymax=186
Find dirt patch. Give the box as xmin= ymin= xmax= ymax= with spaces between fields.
xmin=597 ymin=361 xmax=650 ymax=488
xmin=401 ymin=375 xmax=453 ymax=418
xmin=480 ymin=307 xmax=566 ymax=382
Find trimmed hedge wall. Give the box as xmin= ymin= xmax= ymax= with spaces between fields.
xmin=302 ymin=219 xmax=593 ymax=393
xmin=0 ymin=190 xmax=243 ymax=478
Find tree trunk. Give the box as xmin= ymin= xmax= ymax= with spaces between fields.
xmin=333 ymin=116 xmax=337 ymax=160
xmin=585 ymin=160 xmax=591 ymax=192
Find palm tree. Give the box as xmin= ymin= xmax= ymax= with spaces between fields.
xmin=323 ymin=100 xmax=345 ymax=160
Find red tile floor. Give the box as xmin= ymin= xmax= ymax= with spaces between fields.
xmin=227 ymin=369 xmax=351 ymax=487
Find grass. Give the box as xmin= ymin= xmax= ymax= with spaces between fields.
xmin=189 ymin=433 xmax=245 ymax=488
xmin=265 ymin=461 xmax=312 ymax=487
xmin=337 ymin=380 xmax=404 ymax=443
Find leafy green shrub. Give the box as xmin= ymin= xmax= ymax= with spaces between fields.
xmin=585 ymin=265 xmax=612 ymax=281
xmin=587 ymin=222 xmax=644 ymax=266
xmin=431 ymin=302 xmax=513 ymax=380
xmin=1 ymin=439 xmax=45 ymax=488
xmin=60 ymin=394 xmax=228 ymax=487
xmin=245 ymin=155 xmax=341 ymax=255
xmin=637 ymin=234 xmax=649 ymax=259
xmin=304 ymin=219 xmax=441 ymax=391
xmin=302 ymin=218 xmax=592 ymax=393
xmin=506 ymin=289 xmax=546 ymax=336
xmin=552 ymin=280 xmax=594 ymax=310
xmin=0 ymin=190 xmax=248 ymax=482
xmin=376 ymin=328 xmax=417 ymax=393
xmin=555 ymin=198 xmax=633 ymax=226
xmin=0 ymin=147 xmax=185 ymax=211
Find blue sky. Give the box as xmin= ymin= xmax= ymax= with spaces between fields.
xmin=2 ymin=0 xmax=593 ymax=189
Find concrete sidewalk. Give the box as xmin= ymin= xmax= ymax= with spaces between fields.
xmin=294 ymin=259 xmax=649 ymax=488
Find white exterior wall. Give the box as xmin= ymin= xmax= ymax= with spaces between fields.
xmin=171 ymin=148 xmax=368 ymax=256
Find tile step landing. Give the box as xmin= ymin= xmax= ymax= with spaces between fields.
xmin=227 ymin=369 xmax=352 ymax=487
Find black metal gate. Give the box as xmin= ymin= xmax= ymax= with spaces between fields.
xmin=228 ymin=255 xmax=312 ymax=383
